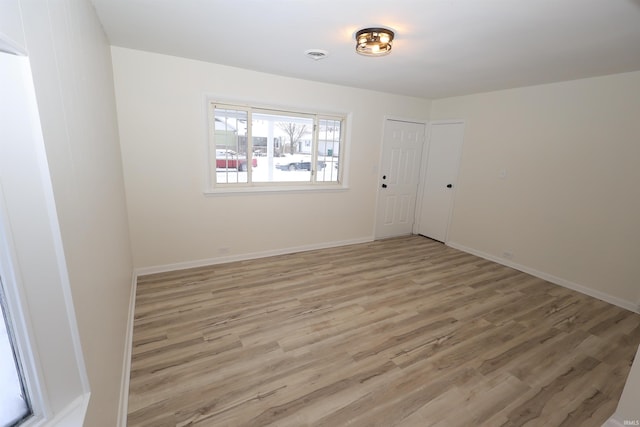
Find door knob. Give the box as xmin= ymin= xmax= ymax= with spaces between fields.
xmin=446 ymin=184 xmax=453 ymax=188
xmin=382 ymin=183 xmax=388 ymax=188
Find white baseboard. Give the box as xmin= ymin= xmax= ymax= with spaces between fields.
xmin=117 ymin=272 xmax=138 ymax=427
xmin=447 ymin=241 xmax=639 ymax=314
xmin=134 ymin=236 xmax=374 ymax=276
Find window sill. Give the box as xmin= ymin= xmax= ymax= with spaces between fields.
xmin=24 ymin=392 xmax=89 ymax=427
xmin=204 ymin=184 xmax=349 ymax=196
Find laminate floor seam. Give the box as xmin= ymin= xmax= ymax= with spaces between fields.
xmin=128 ymin=235 xmax=640 ymax=426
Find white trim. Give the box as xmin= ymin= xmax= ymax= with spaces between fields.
xmin=0 ymin=182 xmax=48 ymax=423
xmin=23 ymin=8 xmax=91 ymax=401
xmin=412 ymin=122 xmax=431 ymax=236
xmin=447 ymin=241 xmax=639 ymax=314
xmin=200 ymin=95 xmax=353 ymax=193
xmin=39 ymin=393 xmax=89 ymax=427
xmin=203 ymin=97 xmax=348 ymax=193
xmin=135 ymin=236 xmax=373 ymax=276
xmin=27 ymin=51 xmax=91 ymax=397
xmin=382 ymin=115 xmax=428 ymax=126
xmin=426 ymin=118 xmax=466 ymax=126
xmin=117 ymin=273 xmax=138 ymax=427
xmin=0 ymin=51 xmax=90 ymax=426
xmin=37 ymin=140 xmax=91 ymax=399
xmin=204 ymin=184 xmax=349 ymax=196
xmin=341 ymin=112 xmax=353 ymax=190
xmin=202 ymin=94 xmax=351 ymax=120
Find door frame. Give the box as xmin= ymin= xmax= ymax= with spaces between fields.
xmin=373 ymin=116 xmax=428 ymax=240
xmin=413 ymin=119 xmax=465 ymax=243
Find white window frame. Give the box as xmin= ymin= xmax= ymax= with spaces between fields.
xmin=0 ymin=198 xmax=45 ymax=426
xmin=0 ymin=49 xmax=90 ymax=427
xmin=204 ymin=99 xmax=349 ymax=195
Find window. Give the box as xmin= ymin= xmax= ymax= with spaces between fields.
xmin=0 ymin=282 xmax=32 ymax=426
xmin=208 ymin=102 xmax=345 ymax=190
xmin=0 ymin=49 xmax=89 ymax=426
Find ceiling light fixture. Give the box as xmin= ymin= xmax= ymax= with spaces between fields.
xmin=355 ymin=27 xmax=395 ymax=57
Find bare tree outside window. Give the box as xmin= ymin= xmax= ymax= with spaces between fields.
xmin=277 ymin=122 xmax=308 ymax=155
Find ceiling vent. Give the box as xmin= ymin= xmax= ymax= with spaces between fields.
xmin=304 ymin=49 xmax=329 ymax=61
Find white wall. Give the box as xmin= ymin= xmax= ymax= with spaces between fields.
xmin=111 ymin=47 xmax=431 ymax=270
xmin=14 ymin=1 xmax=134 ymax=425
xmin=431 ymin=71 xmax=640 ymax=310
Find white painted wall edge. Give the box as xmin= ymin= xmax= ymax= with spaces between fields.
xmin=134 ymin=236 xmax=374 ymax=276
xmin=447 ymin=241 xmax=639 ymax=314
xmin=117 ymin=273 xmax=138 ymax=427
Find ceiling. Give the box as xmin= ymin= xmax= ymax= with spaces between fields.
xmin=91 ymin=0 xmax=640 ymax=99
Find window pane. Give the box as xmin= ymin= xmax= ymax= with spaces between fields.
xmin=0 ymin=281 xmax=31 ymax=426
xmin=213 ymin=108 xmax=249 ymax=184
xmin=208 ymin=102 xmax=345 ymax=190
xmin=316 ymin=118 xmax=341 ymax=183
xmin=252 ymin=112 xmax=314 ymax=183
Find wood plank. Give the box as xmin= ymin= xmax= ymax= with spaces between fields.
xmin=128 ymin=235 xmax=640 ymax=426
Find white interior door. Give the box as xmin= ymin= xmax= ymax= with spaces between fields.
xmin=418 ymin=122 xmax=464 ymax=242
xmin=375 ymin=119 xmax=425 ymax=239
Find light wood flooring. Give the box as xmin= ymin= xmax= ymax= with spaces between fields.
xmin=127 ymin=236 xmax=640 ymax=426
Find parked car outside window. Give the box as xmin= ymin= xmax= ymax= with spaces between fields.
xmin=275 ymin=160 xmax=326 ymax=171
xmin=215 ymin=149 xmax=257 ymax=171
